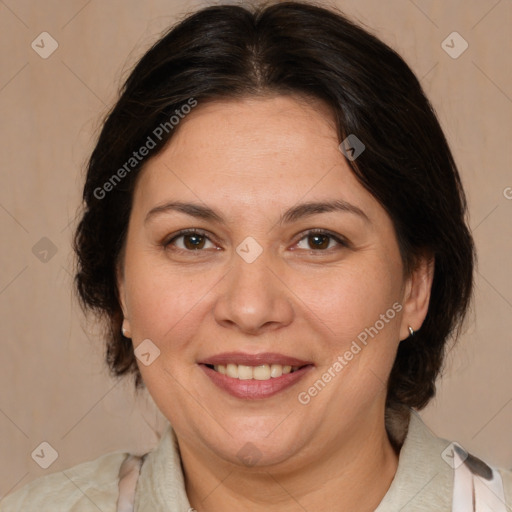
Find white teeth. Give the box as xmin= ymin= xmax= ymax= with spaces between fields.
xmin=253 ymin=365 xmax=270 ymax=380
xmin=226 ymin=363 xmax=238 ymax=378
xmin=270 ymin=364 xmax=282 ymax=378
xmin=212 ymin=363 xmax=301 ymax=380
xmin=238 ymin=365 xmax=253 ymax=380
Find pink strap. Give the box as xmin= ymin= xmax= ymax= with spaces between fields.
xmin=116 ymin=454 xmax=146 ymax=512
xmin=451 ymin=442 xmax=507 ymax=512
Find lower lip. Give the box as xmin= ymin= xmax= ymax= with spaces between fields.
xmin=199 ymin=364 xmax=313 ymax=399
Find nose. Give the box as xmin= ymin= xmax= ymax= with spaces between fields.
xmin=213 ymin=248 xmax=294 ymax=335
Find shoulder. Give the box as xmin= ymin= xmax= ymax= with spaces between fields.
xmin=378 ymin=408 xmax=512 ymax=511
xmin=0 ymin=450 xmax=130 ymax=512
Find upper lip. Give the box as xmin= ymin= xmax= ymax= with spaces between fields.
xmin=198 ymin=352 xmax=313 ymax=367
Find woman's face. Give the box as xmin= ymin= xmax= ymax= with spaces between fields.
xmin=118 ymin=95 xmax=430 ymax=470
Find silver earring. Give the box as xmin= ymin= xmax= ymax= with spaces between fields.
xmin=408 ymin=326 xmax=415 ymax=337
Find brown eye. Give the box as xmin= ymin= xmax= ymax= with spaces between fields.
xmin=183 ymin=233 xmax=206 ymax=250
xmin=307 ymin=233 xmax=330 ymax=250
xmin=295 ymin=230 xmax=348 ymax=252
xmin=165 ymin=230 xmax=216 ymax=251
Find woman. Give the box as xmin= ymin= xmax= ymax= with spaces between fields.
xmin=2 ymin=2 xmax=510 ymax=511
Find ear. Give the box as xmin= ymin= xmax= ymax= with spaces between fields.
xmin=116 ymin=262 xmax=132 ymax=337
xmin=399 ymin=254 xmax=434 ymax=341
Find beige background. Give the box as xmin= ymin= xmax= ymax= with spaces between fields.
xmin=1 ymin=0 xmax=511 ymax=498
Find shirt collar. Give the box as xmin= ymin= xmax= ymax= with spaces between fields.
xmin=134 ymin=410 xmax=453 ymax=511
xmin=375 ymin=409 xmax=454 ymax=511
xmin=134 ymin=424 xmax=191 ymax=512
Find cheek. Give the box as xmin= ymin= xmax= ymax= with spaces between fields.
xmin=124 ymin=255 xmax=223 ymax=342
xmin=296 ymin=262 xmax=403 ymax=402
xmin=294 ymin=258 xmax=402 ymax=344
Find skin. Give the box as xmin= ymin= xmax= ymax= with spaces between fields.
xmin=118 ymin=95 xmax=434 ymax=512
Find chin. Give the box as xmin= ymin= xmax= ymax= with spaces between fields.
xmin=203 ymin=419 xmax=310 ymax=469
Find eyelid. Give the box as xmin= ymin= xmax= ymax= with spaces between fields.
xmin=163 ymin=228 xmax=219 ymax=249
xmin=293 ymin=228 xmax=350 ymax=250
xmin=162 ymin=228 xmax=349 ymax=252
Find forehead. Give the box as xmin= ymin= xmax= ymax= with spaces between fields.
xmin=132 ymin=95 xmax=381 ymax=221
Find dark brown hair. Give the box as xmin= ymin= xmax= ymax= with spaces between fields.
xmin=74 ymin=1 xmax=475 ymax=410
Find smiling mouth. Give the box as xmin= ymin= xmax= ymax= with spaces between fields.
xmin=205 ymin=363 xmax=308 ymax=381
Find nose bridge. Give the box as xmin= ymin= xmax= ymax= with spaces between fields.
xmin=212 ymin=237 xmax=293 ymax=333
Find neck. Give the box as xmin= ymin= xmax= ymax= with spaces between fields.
xmin=180 ymin=409 xmax=401 ymax=512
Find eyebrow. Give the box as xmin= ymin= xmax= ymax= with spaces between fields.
xmin=280 ymin=199 xmax=370 ymax=224
xmin=145 ymin=201 xmax=224 ymax=224
xmin=145 ymin=199 xmax=370 ymax=225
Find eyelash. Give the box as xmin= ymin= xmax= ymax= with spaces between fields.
xmin=294 ymin=229 xmax=349 ymax=252
xmin=162 ymin=228 xmax=349 ymax=254
xmin=163 ymin=229 xmax=217 ymax=252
